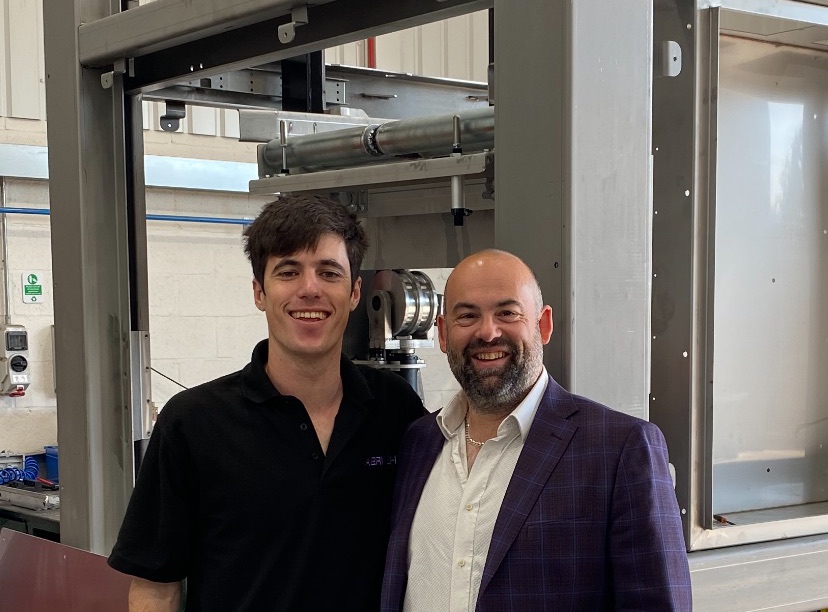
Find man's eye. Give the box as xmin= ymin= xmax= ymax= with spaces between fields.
xmin=320 ymin=270 xmax=342 ymax=279
xmin=499 ymin=311 xmax=521 ymax=319
xmin=276 ymin=270 xmax=298 ymax=278
xmin=456 ymin=313 xmax=476 ymax=321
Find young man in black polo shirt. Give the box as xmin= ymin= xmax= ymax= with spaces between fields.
xmin=108 ymin=195 xmax=426 ymax=612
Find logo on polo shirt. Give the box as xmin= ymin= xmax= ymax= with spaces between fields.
xmin=365 ymin=455 xmax=397 ymax=468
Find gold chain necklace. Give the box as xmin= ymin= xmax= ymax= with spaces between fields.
xmin=464 ymin=416 xmax=486 ymax=447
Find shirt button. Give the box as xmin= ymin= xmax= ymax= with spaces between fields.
xmin=311 ymin=452 xmax=320 ymax=460
xmin=458 ymin=560 xmax=465 ymax=567
xmin=466 ymin=504 xmax=473 ymax=511
xmin=300 ymin=423 xmax=308 ymax=431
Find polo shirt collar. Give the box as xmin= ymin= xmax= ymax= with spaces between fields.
xmin=436 ymin=367 xmax=549 ymax=441
xmin=240 ymin=339 xmax=373 ymax=405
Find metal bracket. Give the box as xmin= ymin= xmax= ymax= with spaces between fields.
xmin=655 ymin=41 xmax=682 ymax=78
xmin=160 ymin=101 xmax=186 ymax=132
xmin=100 ymin=58 xmax=130 ymax=89
xmin=278 ymin=6 xmax=309 ymax=44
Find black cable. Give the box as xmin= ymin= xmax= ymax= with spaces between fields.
xmin=151 ymin=367 xmax=189 ymax=390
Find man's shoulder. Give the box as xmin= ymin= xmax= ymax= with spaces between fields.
xmin=157 ymin=369 xmax=244 ymax=422
xmin=546 ymin=381 xmax=663 ymax=439
xmin=401 ymin=411 xmax=440 ymax=442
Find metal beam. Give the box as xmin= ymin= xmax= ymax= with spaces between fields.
xmin=494 ymin=0 xmax=567 ymax=383
xmin=145 ymin=65 xmax=488 ymax=120
xmin=78 ymin=0 xmax=337 ymax=66
xmin=118 ymin=0 xmax=492 ymax=93
xmin=43 ymin=0 xmax=136 ymax=554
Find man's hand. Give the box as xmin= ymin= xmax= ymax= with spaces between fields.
xmin=129 ymin=577 xmax=181 ymax=612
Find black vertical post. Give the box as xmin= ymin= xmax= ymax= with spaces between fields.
xmin=281 ymin=51 xmax=326 ymax=112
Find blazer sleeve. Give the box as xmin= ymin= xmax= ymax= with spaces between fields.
xmin=609 ymin=421 xmax=692 ymax=611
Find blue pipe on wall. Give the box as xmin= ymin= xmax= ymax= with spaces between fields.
xmin=0 ymin=207 xmax=252 ymax=226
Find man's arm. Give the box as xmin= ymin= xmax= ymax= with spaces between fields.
xmin=129 ymin=577 xmax=181 ymax=612
xmin=610 ymin=421 xmax=692 ymax=611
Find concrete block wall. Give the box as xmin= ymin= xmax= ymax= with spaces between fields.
xmin=0 ymin=178 xmax=459 ymax=454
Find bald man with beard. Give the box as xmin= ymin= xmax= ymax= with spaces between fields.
xmin=381 ymin=249 xmax=691 ymax=612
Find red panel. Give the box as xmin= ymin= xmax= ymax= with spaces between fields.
xmin=0 ymin=529 xmax=131 ymax=611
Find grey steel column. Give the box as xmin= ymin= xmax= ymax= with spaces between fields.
xmin=494 ymin=0 xmax=652 ymax=418
xmin=494 ymin=0 xmax=567 ymax=384
xmin=43 ymin=0 xmax=135 ymax=554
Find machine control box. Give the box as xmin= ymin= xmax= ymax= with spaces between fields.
xmin=0 ymin=324 xmax=30 ymax=396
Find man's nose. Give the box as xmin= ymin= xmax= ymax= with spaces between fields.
xmin=475 ymin=315 xmax=501 ymax=343
xmin=297 ymin=272 xmax=321 ymax=297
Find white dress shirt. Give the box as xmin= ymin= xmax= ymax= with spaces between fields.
xmin=403 ymin=368 xmax=549 ymax=612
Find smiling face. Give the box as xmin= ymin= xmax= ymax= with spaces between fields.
xmin=253 ymin=233 xmax=361 ymax=362
xmin=438 ymin=250 xmax=553 ymax=416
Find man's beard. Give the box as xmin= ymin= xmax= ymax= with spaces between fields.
xmin=447 ymin=335 xmax=543 ymax=416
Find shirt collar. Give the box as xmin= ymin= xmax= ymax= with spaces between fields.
xmin=436 ymin=367 xmax=549 ymax=441
xmin=240 ymin=339 xmax=373 ymax=405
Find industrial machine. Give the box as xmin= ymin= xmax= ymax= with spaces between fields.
xmin=346 ymin=269 xmax=440 ymax=399
xmin=0 ymin=324 xmax=30 ymax=397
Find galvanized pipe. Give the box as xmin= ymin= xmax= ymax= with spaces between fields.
xmin=375 ymin=107 xmax=492 ymax=156
xmin=260 ymin=106 xmax=494 ymax=174
xmin=261 ymin=123 xmax=381 ymax=174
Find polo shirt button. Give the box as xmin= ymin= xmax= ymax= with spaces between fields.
xmin=466 ymin=504 xmax=473 ymax=511
xmin=300 ymin=423 xmax=308 ymax=431
xmin=458 ymin=560 xmax=465 ymax=567
xmin=312 ymin=452 xmax=319 ymax=460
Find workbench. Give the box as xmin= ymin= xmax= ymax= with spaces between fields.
xmin=0 ymin=500 xmax=60 ymax=541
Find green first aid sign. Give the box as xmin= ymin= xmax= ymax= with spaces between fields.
xmin=22 ymin=272 xmax=44 ymax=304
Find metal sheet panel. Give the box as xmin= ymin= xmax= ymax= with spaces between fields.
xmin=689 ymin=533 xmax=828 ymax=612
xmin=0 ymin=529 xmax=131 ymax=611
xmin=651 ymin=0 xmax=700 ymax=546
xmin=712 ymin=37 xmax=828 ymax=515
xmin=363 ymin=210 xmax=494 ymax=271
xmin=494 ymin=0 xmax=566 ymax=383
xmin=568 ymin=0 xmax=653 ymax=417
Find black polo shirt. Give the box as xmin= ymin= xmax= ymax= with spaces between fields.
xmin=108 ymin=340 xmax=425 ymax=612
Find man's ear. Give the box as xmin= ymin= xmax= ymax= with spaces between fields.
xmin=253 ymin=279 xmax=266 ymax=312
xmin=538 ymin=305 xmax=553 ymax=344
xmin=350 ymin=276 xmax=362 ymax=311
xmin=436 ymin=314 xmax=448 ymax=354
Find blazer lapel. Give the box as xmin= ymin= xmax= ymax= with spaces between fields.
xmin=396 ymin=418 xmax=445 ymax=546
xmin=479 ymin=377 xmax=579 ymax=594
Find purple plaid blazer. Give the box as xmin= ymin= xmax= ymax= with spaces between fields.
xmin=381 ymin=375 xmax=692 ymax=611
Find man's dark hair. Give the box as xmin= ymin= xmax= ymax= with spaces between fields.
xmin=243 ymin=194 xmax=368 ymax=289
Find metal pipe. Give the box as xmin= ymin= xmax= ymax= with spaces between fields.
xmin=0 ymin=207 xmax=252 ymax=226
xmin=260 ymin=106 xmax=494 ymax=173
xmin=261 ymin=123 xmax=381 ymax=173
xmin=1 ymin=179 xmax=11 ymax=324
xmin=375 ymin=107 xmax=493 ymax=156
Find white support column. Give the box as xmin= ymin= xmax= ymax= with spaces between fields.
xmin=43 ymin=0 xmax=135 ymax=554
